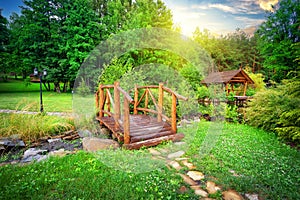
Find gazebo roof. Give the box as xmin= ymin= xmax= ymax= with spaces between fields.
xmin=201 ymin=69 xmax=254 ymax=85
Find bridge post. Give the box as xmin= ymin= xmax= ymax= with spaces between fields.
xmin=114 ymin=82 xmax=120 ymax=128
xmin=171 ymin=93 xmax=177 ymax=133
xmin=158 ymin=83 xmax=164 ymax=122
xmin=123 ymin=97 xmax=130 ymax=144
xmin=99 ymin=85 xmax=104 ymax=118
xmin=134 ymin=85 xmax=138 ymax=115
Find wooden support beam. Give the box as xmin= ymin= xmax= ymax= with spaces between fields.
xmin=243 ymin=82 xmax=248 ymax=96
xmin=95 ymin=91 xmax=99 ymax=116
xmin=171 ymin=93 xmax=177 ymax=133
xmin=99 ymin=85 xmax=104 ymax=118
xmin=123 ymin=97 xmax=130 ymax=144
xmin=158 ymin=83 xmax=163 ymax=122
xmin=134 ymin=85 xmax=138 ymax=115
xmin=144 ymin=89 xmax=149 ymax=115
xmin=114 ymin=82 xmax=120 ymax=128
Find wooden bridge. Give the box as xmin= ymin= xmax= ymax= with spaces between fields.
xmin=95 ymin=82 xmax=187 ymax=150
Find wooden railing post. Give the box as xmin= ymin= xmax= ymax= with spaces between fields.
xmin=99 ymin=85 xmax=104 ymax=118
xmin=123 ymin=97 xmax=130 ymax=144
xmin=171 ymin=93 xmax=177 ymax=133
xmin=114 ymin=82 xmax=120 ymax=127
xmin=134 ymin=85 xmax=138 ymax=115
xmin=95 ymin=91 xmax=99 ymax=116
xmin=144 ymin=90 xmax=149 ymax=115
xmin=158 ymin=83 xmax=163 ymax=122
xmin=243 ymin=82 xmax=248 ymax=96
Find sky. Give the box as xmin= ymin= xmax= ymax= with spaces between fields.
xmin=0 ymin=0 xmax=279 ymax=36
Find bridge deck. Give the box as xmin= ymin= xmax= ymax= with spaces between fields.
xmin=97 ymin=115 xmax=183 ymax=149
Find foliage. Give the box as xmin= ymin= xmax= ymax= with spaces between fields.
xmin=196 ymin=85 xmax=210 ymax=99
xmin=193 ymin=28 xmax=262 ymax=73
xmin=0 ymin=112 xmax=74 ymax=142
xmin=246 ymin=78 xmax=300 ymax=143
xmin=0 ymin=151 xmax=197 ymax=199
xmin=183 ymin=122 xmax=300 ymax=199
xmin=255 ymin=0 xmax=300 ymax=82
xmin=76 ymin=78 xmax=91 ymax=97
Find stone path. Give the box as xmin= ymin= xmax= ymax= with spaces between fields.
xmin=147 ymin=143 xmax=258 ymax=200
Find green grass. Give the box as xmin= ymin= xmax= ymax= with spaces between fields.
xmin=0 ymin=151 xmax=196 ymax=200
xmin=181 ymin=121 xmax=300 ymax=199
xmin=0 ymin=80 xmax=72 ymax=112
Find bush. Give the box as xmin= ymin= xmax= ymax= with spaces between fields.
xmin=76 ymin=78 xmax=91 ymax=96
xmin=246 ymin=78 xmax=300 ymax=143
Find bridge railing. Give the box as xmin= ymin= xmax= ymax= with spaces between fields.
xmin=96 ymin=82 xmax=134 ymax=144
xmin=133 ymin=83 xmax=187 ymax=133
xmin=95 ymin=82 xmax=187 ymax=144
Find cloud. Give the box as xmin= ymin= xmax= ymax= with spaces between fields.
xmin=234 ymin=16 xmax=265 ymax=27
xmin=208 ymin=4 xmax=238 ymax=14
xmin=258 ymin=0 xmax=279 ymax=11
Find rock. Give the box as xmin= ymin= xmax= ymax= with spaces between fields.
xmin=173 ymin=133 xmax=185 ymax=142
xmin=167 ymin=150 xmax=185 ymax=159
xmin=23 ymin=148 xmax=47 ymax=158
xmin=21 ymin=148 xmax=48 ymax=163
xmin=180 ymin=119 xmax=192 ymax=126
xmin=167 ymin=160 xmax=182 ymax=171
xmin=0 ymin=138 xmax=25 ymax=147
xmin=222 ymin=190 xmax=243 ymax=200
xmin=179 ymin=185 xmax=188 ymax=193
xmin=78 ymin=129 xmax=93 ymax=138
xmin=181 ymin=160 xmax=196 ymax=169
xmin=194 ymin=188 xmax=208 ymax=197
xmin=206 ymin=181 xmax=217 ymax=194
xmin=178 ymin=173 xmax=197 ymax=186
xmin=47 ymin=138 xmax=62 ymax=143
xmin=82 ymin=137 xmax=119 ymax=151
xmin=48 ymin=148 xmax=71 ymax=157
xmin=173 ymin=141 xmax=186 ymax=146
xmin=187 ymin=171 xmax=205 ymax=181
xmin=100 ymin=128 xmax=111 ymax=135
xmin=245 ymin=194 xmax=259 ymax=200
xmin=148 ymin=148 xmax=161 ymax=156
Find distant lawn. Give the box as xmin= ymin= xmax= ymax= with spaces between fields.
xmin=0 ymin=80 xmax=72 ymax=112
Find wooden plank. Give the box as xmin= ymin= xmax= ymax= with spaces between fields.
xmin=130 ymin=130 xmax=174 ymax=143
xmin=123 ymin=133 xmax=184 ymax=150
xmin=130 ymin=126 xmax=172 ymax=137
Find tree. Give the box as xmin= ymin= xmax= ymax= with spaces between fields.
xmin=255 ymin=0 xmax=300 ymax=82
xmin=0 ymin=10 xmax=10 ymax=80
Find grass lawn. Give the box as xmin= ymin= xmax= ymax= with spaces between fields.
xmin=0 ymin=80 xmax=72 ymax=112
xmin=0 ymin=122 xmax=299 ymax=199
xmin=183 ymin=121 xmax=300 ymax=199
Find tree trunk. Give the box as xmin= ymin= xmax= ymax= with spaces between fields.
xmin=54 ymin=82 xmax=61 ymax=93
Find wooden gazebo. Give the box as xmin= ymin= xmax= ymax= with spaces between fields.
xmin=201 ymin=69 xmax=254 ymax=96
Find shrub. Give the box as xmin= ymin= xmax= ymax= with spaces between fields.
xmin=246 ymin=78 xmax=300 ymax=143
xmin=76 ymin=78 xmax=91 ymax=96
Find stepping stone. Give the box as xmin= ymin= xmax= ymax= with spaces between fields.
xmin=181 ymin=160 xmax=196 ymax=169
xmin=174 ymin=142 xmax=186 ymax=146
xmin=148 ymin=148 xmax=161 ymax=156
xmin=167 ymin=150 xmax=185 ymax=159
xmin=187 ymin=171 xmax=205 ymax=181
xmin=206 ymin=181 xmax=217 ymax=194
xmin=194 ymin=188 xmax=208 ymax=197
xmin=168 ymin=160 xmax=182 ymax=171
xmin=222 ymin=190 xmax=243 ymax=200
xmin=245 ymin=193 xmax=259 ymax=200
xmin=178 ymin=173 xmax=197 ymax=186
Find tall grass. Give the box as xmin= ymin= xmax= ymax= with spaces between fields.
xmin=0 ymin=103 xmax=74 ymax=142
